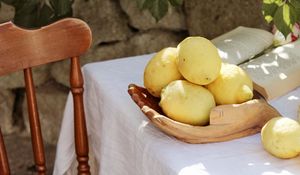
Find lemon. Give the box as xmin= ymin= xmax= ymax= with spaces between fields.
xmin=159 ymin=80 xmax=215 ymax=126
xmin=144 ymin=47 xmax=183 ymax=97
xmin=177 ymin=37 xmax=222 ymax=85
xmin=261 ymin=117 xmax=300 ymax=159
xmin=206 ymin=63 xmax=253 ymax=105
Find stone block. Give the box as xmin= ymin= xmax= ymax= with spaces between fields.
xmin=184 ymin=0 xmax=271 ymax=39
xmin=23 ymin=80 xmax=68 ymax=145
xmin=0 ymin=3 xmax=14 ymax=23
xmin=0 ymin=89 xmax=15 ymax=135
xmin=73 ymin=0 xmax=133 ymax=45
xmin=120 ymin=0 xmax=186 ymax=31
xmin=0 ymin=64 xmax=51 ymax=89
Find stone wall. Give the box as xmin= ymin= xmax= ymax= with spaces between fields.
xmin=0 ymin=0 xmax=270 ymax=144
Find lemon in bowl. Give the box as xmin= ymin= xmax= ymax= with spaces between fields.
xmin=177 ymin=37 xmax=222 ymax=85
xmin=144 ymin=47 xmax=183 ymax=97
xmin=159 ymin=80 xmax=215 ymax=126
xmin=206 ymin=63 xmax=253 ymax=105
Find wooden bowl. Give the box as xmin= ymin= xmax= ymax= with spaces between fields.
xmin=128 ymin=84 xmax=281 ymax=144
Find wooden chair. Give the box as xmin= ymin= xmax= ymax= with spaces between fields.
xmin=0 ymin=18 xmax=92 ymax=174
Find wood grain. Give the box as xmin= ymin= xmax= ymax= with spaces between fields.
xmin=0 ymin=129 xmax=10 ymax=175
xmin=0 ymin=18 xmax=92 ymax=76
xmin=24 ymin=68 xmax=46 ymax=174
xmin=0 ymin=18 xmax=92 ymax=174
xmin=70 ymin=56 xmax=90 ymax=175
xmin=128 ymin=84 xmax=280 ymax=144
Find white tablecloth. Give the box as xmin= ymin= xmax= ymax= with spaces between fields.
xmin=53 ymin=54 xmax=300 ymax=175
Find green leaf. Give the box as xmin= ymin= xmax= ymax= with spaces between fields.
xmin=136 ymin=0 xmax=182 ymax=21
xmin=290 ymin=0 xmax=300 ymax=8
xmin=50 ymin=0 xmax=72 ymax=18
xmin=168 ymin=0 xmax=183 ymax=6
xmin=273 ymin=3 xmax=297 ymax=37
xmin=290 ymin=0 xmax=300 ymax=22
xmin=36 ymin=4 xmax=55 ymax=27
xmin=149 ymin=0 xmax=169 ymax=21
xmin=137 ymin=0 xmax=153 ymax=9
xmin=12 ymin=0 xmax=40 ymax=28
xmin=1 ymin=0 xmax=73 ymax=28
xmin=262 ymin=0 xmax=282 ymax=23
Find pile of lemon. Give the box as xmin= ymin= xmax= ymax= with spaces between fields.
xmin=144 ymin=38 xmax=300 ymax=159
xmin=143 ymin=37 xmax=253 ymax=126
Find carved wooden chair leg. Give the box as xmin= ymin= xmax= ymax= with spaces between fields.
xmin=24 ymin=68 xmax=46 ymax=175
xmin=0 ymin=129 xmax=10 ymax=175
xmin=70 ymin=56 xmax=91 ymax=175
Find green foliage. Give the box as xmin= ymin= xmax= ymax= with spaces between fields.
xmin=0 ymin=0 xmax=73 ymax=28
xmin=1 ymin=0 xmax=298 ymax=39
xmin=136 ymin=0 xmax=300 ymax=38
xmin=262 ymin=0 xmax=300 ymax=38
xmin=136 ymin=0 xmax=183 ymax=21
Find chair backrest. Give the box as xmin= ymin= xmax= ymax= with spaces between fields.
xmin=0 ymin=18 xmax=92 ymax=175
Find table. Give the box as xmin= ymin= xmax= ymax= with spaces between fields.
xmin=53 ymin=54 xmax=300 ymax=175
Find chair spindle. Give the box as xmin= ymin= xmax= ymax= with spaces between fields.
xmin=24 ymin=68 xmax=46 ymax=175
xmin=70 ymin=56 xmax=90 ymax=175
xmin=0 ymin=129 xmax=10 ymax=175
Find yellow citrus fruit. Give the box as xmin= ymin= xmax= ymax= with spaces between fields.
xmin=261 ymin=117 xmax=300 ymax=159
xmin=144 ymin=47 xmax=183 ymax=97
xmin=177 ymin=37 xmax=222 ymax=85
xmin=159 ymin=80 xmax=215 ymax=126
xmin=206 ymin=63 xmax=253 ymax=105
